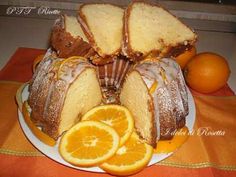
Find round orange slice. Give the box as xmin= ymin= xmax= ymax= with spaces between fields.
xmin=100 ymin=133 xmax=153 ymax=176
xmin=81 ymin=105 xmax=134 ymax=147
xmin=59 ymin=121 xmax=120 ymax=167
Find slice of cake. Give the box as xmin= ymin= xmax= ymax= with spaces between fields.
xmin=120 ymin=58 xmax=188 ymax=147
xmin=28 ymin=56 xmax=102 ymax=139
xmin=78 ymin=4 xmax=124 ymax=64
xmin=123 ymin=1 xmax=197 ymax=60
xmin=51 ymin=14 xmax=95 ymax=58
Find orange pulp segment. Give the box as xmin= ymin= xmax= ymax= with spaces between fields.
xmin=81 ymin=105 xmax=134 ymax=147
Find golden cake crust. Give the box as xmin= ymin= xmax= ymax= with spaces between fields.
xmin=29 ymin=57 xmax=63 ymax=138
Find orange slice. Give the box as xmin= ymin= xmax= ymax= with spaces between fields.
xmin=59 ymin=121 xmax=120 ymax=167
xmin=100 ymin=133 xmax=153 ymax=176
xmin=81 ymin=105 xmax=134 ymax=147
xmin=22 ymin=101 xmax=56 ymax=146
xmin=57 ymin=56 xmax=87 ymax=79
xmin=33 ymin=54 xmax=44 ymax=73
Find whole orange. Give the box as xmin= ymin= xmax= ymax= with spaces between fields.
xmin=175 ymin=46 xmax=196 ymax=69
xmin=184 ymin=52 xmax=230 ymax=93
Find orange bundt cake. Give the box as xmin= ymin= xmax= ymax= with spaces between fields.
xmin=27 ymin=1 xmax=196 ymax=146
xmin=28 ymin=53 xmax=102 ymax=139
xmin=120 ymin=58 xmax=188 ymax=147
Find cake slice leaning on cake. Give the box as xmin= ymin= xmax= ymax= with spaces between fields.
xmin=51 ymin=14 xmax=95 ymax=58
xmin=120 ymin=58 xmax=189 ymax=147
xmin=28 ymin=55 xmax=102 ymax=140
xmin=78 ymin=3 xmax=133 ymax=103
xmin=78 ymin=3 xmax=124 ymax=65
xmin=123 ymin=1 xmax=197 ymax=60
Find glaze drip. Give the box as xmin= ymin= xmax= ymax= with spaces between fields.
xmin=134 ymin=58 xmax=187 ymax=141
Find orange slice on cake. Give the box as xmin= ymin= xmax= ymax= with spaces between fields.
xmin=81 ymin=105 xmax=134 ymax=146
xmin=100 ymin=132 xmax=153 ymax=176
xmin=59 ymin=120 xmax=120 ymax=167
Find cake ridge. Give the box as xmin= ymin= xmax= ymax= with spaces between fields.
xmin=29 ymin=56 xmax=103 ymax=139
xmin=120 ymin=58 xmax=188 ymax=146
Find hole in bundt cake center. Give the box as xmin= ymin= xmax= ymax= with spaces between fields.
xmin=101 ymin=86 xmax=120 ymax=104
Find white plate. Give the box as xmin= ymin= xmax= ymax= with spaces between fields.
xmin=18 ymin=84 xmax=196 ymax=173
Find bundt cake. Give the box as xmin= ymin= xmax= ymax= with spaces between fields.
xmin=28 ymin=53 xmax=102 ymax=139
xmin=78 ymin=4 xmax=124 ymax=64
xmin=27 ymin=1 xmax=195 ymax=147
xmin=120 ymin=58 xmax=188 ymax=147
xmin=123 ymin=1 xmax=197 ymax=60
xmin=51 ymin=14 xmax=95 ymax=58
